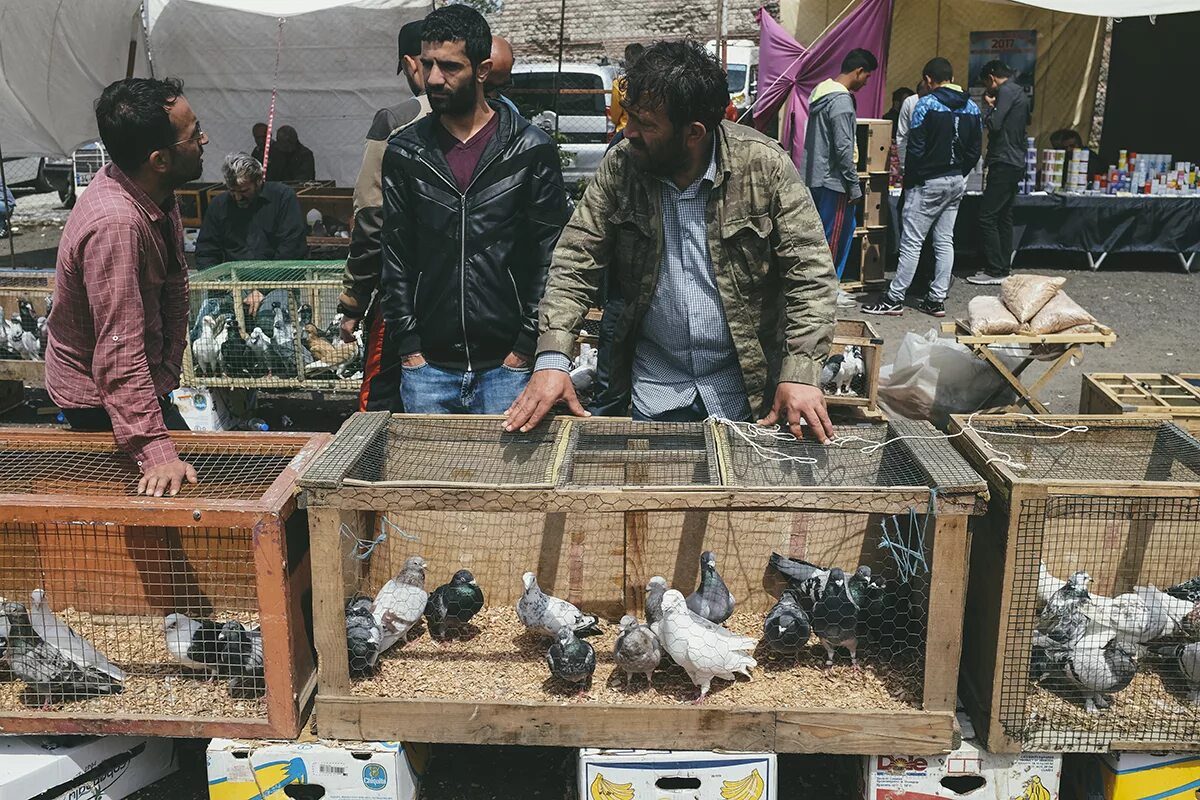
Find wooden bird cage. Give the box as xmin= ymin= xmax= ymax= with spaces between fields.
xmin=1081 ymin=374 xmax=1200 ymax=437
xmin=0 ymin=269 xmax=53 ymax=390
xmin=826 ymin=318 xmax=884 ymax=419
xmin=182 ymin=261 xmax=358 ymax=393
xmin=953 ymin=415 xmax=1200 ymax=753
xmin=0 ymin=428 xmax=330 ymax=738
xmin=301 ymin=413 xmax=987 ymax=754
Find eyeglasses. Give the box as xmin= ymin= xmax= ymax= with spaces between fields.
xmin=168 ymin=125 xmax=207 ymax=148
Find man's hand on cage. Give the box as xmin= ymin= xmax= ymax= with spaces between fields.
xmin=138 ymin=458 xmax=199 ymax=497
xmin=503 ymin=369 xmax=589 ymax=432
xmin=339 ymin=315 xmax=360 ymax=344
xmin=758 ymin=383 xmax=834 ymax=445
xmin=243 ymin=290 xmax=266 ymax=319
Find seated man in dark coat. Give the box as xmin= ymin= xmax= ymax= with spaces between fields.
xmin=195 ymin=152 xmax=307 ymax=269
xmin=265 ymin=125 xmax=316 ymax=182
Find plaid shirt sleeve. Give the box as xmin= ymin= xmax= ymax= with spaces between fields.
xmin=81 ymin=223 xmax=179 ymax=468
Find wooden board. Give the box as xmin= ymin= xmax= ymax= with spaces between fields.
xmin=943 ymin=319 xmax=1117 ymax=347
xmin=856 ymin=119 xmax=892 ymax=174
xmin=1081 ymin=373 xmax=1200 ymax=417
xmin=828 ymin=318 xmax=884 ymax=412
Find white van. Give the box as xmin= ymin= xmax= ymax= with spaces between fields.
xmin=509 ymin=63 xmax=617 ymax=190
xmin=707 ymin=39 xmax=759 ymax=119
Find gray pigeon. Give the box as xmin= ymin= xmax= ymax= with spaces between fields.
xmin=614 ymin=615 xmax=662 ymax=687
xmin=819 ymin=354 xmax=844 ymax=391
xmin=2 ymin=602 xmax=122 ymax=705
xmin=1153 ymin=641 xmax=1200 ymax=706
xmin=30 ymin=589 xmax=125 ymax=683
xmin=657 ymin=590 xmax=756 ymax=702
xmin=345 ymin=593 xmax=381 ymax=678
xmin=686 ymin=551 xmax=735 ymax=624
xmin=217 ymin=621 xmax=265 ymax=699
xmin=811 ymin=568 xmax=860 ymax=667
xmin=373 ymin=556 xmax=429 ymax=652
xmin=516 ymin=572 xmax=601 ymax=638
xmin=425 ymin=569 xmax=484 ymax=640
xmin=763 ymin=589 xmax=811 ymax=655
xmin=163 ymin=613 xmax=225 ymax=675
xmin=645 ymin=576 xmax=668 ymax=624
xmin=546 ymin=625 xmax=596 ymax=692
xmin=1064 ymin=634 xmax=1137 ymax=713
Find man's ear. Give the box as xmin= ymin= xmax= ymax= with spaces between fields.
xmin=476 ymin=57 xmax=493 ymax=85
xmin=687 ymin=121 xmax=708 ymax=147
xmin=146 ymin=148 xmax=170 ymax=176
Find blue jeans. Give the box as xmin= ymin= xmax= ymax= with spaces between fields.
xmin=400 ymin=362 xmax=531 ymax=414
xmin=888 ymin=175 xmax=966 ymax=303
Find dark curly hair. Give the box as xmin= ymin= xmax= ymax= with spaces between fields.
xmin=624 ymin=40 xmax=729 ymax=135
xmin=421 ymin=4 xmax=492 ymax=67
xmin=95 ymin=77 xmax=185 ymax=172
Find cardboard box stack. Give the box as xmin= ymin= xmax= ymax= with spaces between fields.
xmin=849 ymin=118 xmax=891 ymax=292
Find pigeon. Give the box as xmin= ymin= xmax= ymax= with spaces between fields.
xmin=819 ymin=353 xmax=844 ymax=391
xmin=0 ymin=609 xmax=8 ymax=659
xmin=304 ymin=324 xmax=358 ymax=377
xmin=546 ymin=626 xmax=597 ymax=692
xmin=657 ymin=590 xmax=756 ymax=702
xmin=17 ymin=299 xmax=37 ymax=334
xmin=345 ymin=593 xmax=381 ymax=677
xmin=2 ymin=602 xmax=123 ymax=705
xmin=29 ymin=589 xmax=125 ymax=683
xmin=36 ymin=316 xmax=48 ymax=357
xmin=1063 ymin=633 xmax=1137 ymax=713
xmin=835 ymin=346 xmax=863 ymax=396
xmin=163 ymin=613 xmax=226 ymax=675
xmin=1031 ymin=572 xmax=1092 ymax=679
xmin=191 ymin=315 xmax=221 ymax=376
xmin=767 ymin=553 xmax=829 ymax=605
xmin=516 ymin=572 xmax=602 ymax=639
xmin=848 ymin=565 xmax=887 ymax=639
xmin=1082 ymin=590 xmax=1172 ymax=652
xmin=217 ymin=621 xmax=265 ymax=699
xmin=613 ymin=615 xmax=662 ymax=686
xmin=645 ymin=576 xmax=668 ymax=624
xmin=1167 ymin=577 xmax=1200 ymax=604
xmin=1153 ymin=642 xmax=1200 ymax=705
xmin=686 ymin=550 xmax=735 ymax=625
xmin=425 ymin=569 xmax=484 ymax=639
xmin=246 ymin=327 xmax=272 ymax=370
xmin=1135 ymin=584 xmax=1197 ymax=637
xmin=811 ymin=568 xmax=860 ymax=667
xmin=763 ymin=589 xmax=811 ymax=655
xmin=298 ymin=303 xmax=314 ymax=328
xmin=10 ymin=322 xmax=39 ymax=361
xmin=271 ymin=302 xmax=295 ymax=347
xmin=220 ymin=319 xmax=257 ymax=378
xmin=373 ymin=556 xmax=430 ymax=653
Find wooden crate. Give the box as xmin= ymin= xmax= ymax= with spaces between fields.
xmin=859 ymin=172 xmax=890 ymax=229
xmin=856 ymin=119 xmax=892 ymax=174
xmin=301 ymin=413 xmax=987 ymax=753
xmin=842 ymin=229 xmax=887 ymax=292
xmin=0 ymin=428 xmax=330 ymax=738
xmin=0 ymin=269 xmax=53 ymax=390
xmin=175 ymin=182 xmax=222 ymax=228
xmin=296 ymin=186 xmax=354 ymax=232
xmin=826 ymin=318 xmax=883 ymax=417
xmin=1081 ymin=373 xmax=1200 ymax=417
xmin=952 ymin=415 xmax=1200 ymax=753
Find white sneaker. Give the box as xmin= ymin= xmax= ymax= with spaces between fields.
xmin=836 ymin=289 xmax=857 ymax=308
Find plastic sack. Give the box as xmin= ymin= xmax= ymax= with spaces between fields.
xmin=1000 ymin=274 xmax=1066 ymax=323
xmin=968 ymin=295 xmax=1021 ymax=335
xmin=1028 ymin=291 xmax=1096 ymax=335
xmin=877 ymin=329 xmax=1023 ymax=427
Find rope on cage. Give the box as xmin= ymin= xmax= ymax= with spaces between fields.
xmin=341 ymin=522 xmax=387 ymax=561
xmin=380 ymin=514 xmax=420 ymax=542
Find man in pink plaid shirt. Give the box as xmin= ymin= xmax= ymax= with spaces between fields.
xmin=45 ymin=78 xmax=207 ymax=497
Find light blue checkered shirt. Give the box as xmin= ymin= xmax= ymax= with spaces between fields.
xmin=537 ymin=140 xmax=750 ymax=420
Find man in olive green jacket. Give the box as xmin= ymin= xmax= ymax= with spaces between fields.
xmin=504 ymin=41 xmax=837 ymax=442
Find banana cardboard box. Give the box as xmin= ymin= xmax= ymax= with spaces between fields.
xmin=0 ymin=735 xmax=176 ymax=800
xmin=578 ymin=748 xmax=776 ymax=800
xmin=864 ymin=739 xmax=1061 ymax=800
xmin=1097 ymin=753 xmax=1200 ymax=800
xmin=207 ymin=739 xmax=428 ymax=800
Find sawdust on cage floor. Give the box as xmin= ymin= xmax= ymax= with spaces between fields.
xmin=0 ymin=607 xmax=266 ymax=719
xmin=1022 ymin=670 xmax=1200 ymax=747
xmin=350 ymin=607 xmax=924 ymax=708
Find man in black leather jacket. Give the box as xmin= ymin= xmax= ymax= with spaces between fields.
xmin=380 ymin=4 xmax=569 ymax=414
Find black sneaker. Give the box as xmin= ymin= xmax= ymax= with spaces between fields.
xmin=918 ymin=298 xmax=946 ymax=317
xmin=861 ymin=296 xmax=903 ymax=316
xmin=965 ymin=271 xmax=1005 ymax=286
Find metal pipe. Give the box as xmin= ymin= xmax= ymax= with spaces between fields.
xmin=0 ymin=136 xmax=16 ymax=268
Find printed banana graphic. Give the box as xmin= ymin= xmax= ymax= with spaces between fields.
xmin=1022 ymin=775 xmax=1052 ymax=800
xmin=591 ymin=772 xmax=636 ymax=800
xmin=721 ymin=768 xmax=765 ymax=800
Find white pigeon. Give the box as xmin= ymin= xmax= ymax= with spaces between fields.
xmin=1134 ymin=584 xmax=1195 ymax=637
xmin=272 ymin=304 xmax=295 ymax=347
xmin=516 ymin=571 xmax=601 ymax=639
xmin=29 ymin=589 xmax=126 ymax=683
xmin=1037 ymin=562 xmax=1064 ymax=609
xmin=657 ymin=589 xmax=756 ymax=702
xmin=191 ymin=315 xmax=221 ymax=375
xmin=372 ymin=556 xmax=429 ymax=653
xmin=163 ymin=612 xmax=223 ymax=675
xmin=11 ymin=325 xmax=39 ymax=361
xmin=1083 ymin=590 xmax=1172 ymax=652
xmin=834 ymin=346 xmax=863 ymax=396
xmin=247 ymin=326 xmax=272 ymax=363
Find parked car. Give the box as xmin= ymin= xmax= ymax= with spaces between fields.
xmin=509 ymin=63 xmax=616 ymax=190
xmin=707 ymin=39 xmax=759 ymax=120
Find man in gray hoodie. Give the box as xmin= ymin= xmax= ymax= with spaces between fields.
xmin=802 ymin=49 xmax=877 ymax=304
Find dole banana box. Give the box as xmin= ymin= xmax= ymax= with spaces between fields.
xmin=578 ymin=749 xmax=777 ymax=800
xmin=865 ymin=740 xmax=1061 ymax=800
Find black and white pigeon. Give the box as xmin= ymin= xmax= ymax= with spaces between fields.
xmin=1153 ymin=641 xmax=1200 ymax=706
xmin=17 ymin=300 xmax=38 ymax=334
xmin=763 ymin=589 xmax=811 ymax=655
xmin=217 ymin=621 xmax=265 ymax=699
xmin=686 ymin=551 xmax=735 ymax=625
xmin=30 ymin=589 xmax=125 ymax=684
xmin=847 ymin=565 xmax=887 ymax=639
xmin=163 ymin=612 xmax=225 ymax=675
xmin=220 ymin=319 xmax=257 ymax=378
xmin=1032 ymin=571 xmax=1092 ymax=679
xmin=373 ymin=556 xmax=429 ymax=653
xmin=1063 ymin=633 xmax=1137 ymax=713
xmin=345 ymin=593 xmax=381 ymax=677
xmin=2 ymin=601 xmax=122 ymax=705
xmin=516 ymin=571 xmax=601 ymax=638
xmin=546 ymin=625 xmax=596 ymax=693
xmin=1167 ymin=577 xmax=1200 ymax=604
xmin=425 ymin=569 xmax=484 ymax=639
xmin=811 ymin=567 xmax=860 ymax=667
xmin=767 ymin=553 xmax=829 ymax=606
xmin=613 ymin=615 xmax=662 ymax=687
xmin=819 ymin=353 xmax=844 ymax=391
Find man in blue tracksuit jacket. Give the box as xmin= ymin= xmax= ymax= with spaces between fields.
xmin=862 ymin=57 xmax=981 ymax=318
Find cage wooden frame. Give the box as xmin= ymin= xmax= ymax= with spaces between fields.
xmin=0 ymin=268 xmax=52 ymax=387
xmin=301 ymin=412 xmax=988 ymax=753
xmin=826 ymin=318 xmax=884 ymax=417
xmin=1081 ymin=374 xmax=1200 ymax=437
xmin=952 ymin=414 xmax=1200 ymax=753
xmin=0 ymin=428 xmax=331 ymax=739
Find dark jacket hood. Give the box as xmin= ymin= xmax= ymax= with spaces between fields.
xmin=931 ymin=84 xmax=969 ymax=110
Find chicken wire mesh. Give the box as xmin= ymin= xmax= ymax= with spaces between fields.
xmin=0 ymin=270 xmax=53 ymax=364
xmin=561 ymin=420 xmax=720 ymax=487
xmin=0 ymin=523 xmax=266 ymax=716
xmin=1001 ymin=494 xmax=1200 ymax=751
xmin=184 ymin=261 xmax=361 ymax=393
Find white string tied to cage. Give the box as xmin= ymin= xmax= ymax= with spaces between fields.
xmin=341 ymin=523 xmax=387 ymax=561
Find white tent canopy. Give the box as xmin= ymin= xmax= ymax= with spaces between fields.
xmin=148 ymin=0 xmax=430 ymax=186
xmin=0 ymin=0 xmax=148 ymax=158
xmin=998 ymin=0 xmax=1199 ymax=14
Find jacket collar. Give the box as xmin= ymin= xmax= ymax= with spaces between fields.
xmin=408 ymin=99 xmax=517 ymax=192
xmin=105 ymin=162 xmax=174 ymax=223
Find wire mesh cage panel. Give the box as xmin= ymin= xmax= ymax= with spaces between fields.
xmin=0 ymin=270 xmax=53 ymax=381
xmin=0 ymin=428 xmax=330 ymax=738
xmin=301 ymin=413 xmax=987 ymax=753
xmin=953 ymin=415 xmax=1200 ymax=752
xmin=183 ymin=261 xmax=360 ymax=393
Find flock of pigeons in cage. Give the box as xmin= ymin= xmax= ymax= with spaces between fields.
xmin=0 ymin=299 xmax=50 ymax=361
xmin=345 ymin=549 xmax=898 ymax=702
xmin=1031 ymin=565 xmax=1200 ymax=713
xmin=189 ymin=298 xmax=363 ymax=381
xmin=0 ymin=590 xmax=264 ymax=706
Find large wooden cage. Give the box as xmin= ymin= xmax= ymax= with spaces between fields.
xmin=0 ymin=269 xmax=53 ymax=388
xmin=1080 ymin=373 xmax=1200 ymax=437
xmin=300 ymin=413 xmax=987 ymax=753
xmin=954 ymin=415 xmax=1200 ymax=753
xmin=0 ymin=429 xmax=330 ymax=738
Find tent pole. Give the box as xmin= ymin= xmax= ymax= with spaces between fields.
xmin=0 ymin=137 xmax=16 ymax=269
xmin=552 ymin=0 xmax=566 ymax=137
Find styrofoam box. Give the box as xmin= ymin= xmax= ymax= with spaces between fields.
xmin=207 ymin=739 xmax=425 ymax=800
xmin=864 ymin=739 xmax=1060 ymax=800
xmin=579 ymin=749 xmax=777 ymax=800
xmin=171 ymin=386 xmax=234 ymax=431
xmin=0 ymin=736 xmax=177 ymax=800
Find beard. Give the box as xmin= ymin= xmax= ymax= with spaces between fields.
xmin=428 ymin=79 xmax=476 ymax=116
xmin=628 ymin=131 xmax=688 ymax=178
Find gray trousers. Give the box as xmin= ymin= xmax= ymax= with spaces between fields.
xmin=887 ymin=174 xmax=966 ymax=303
